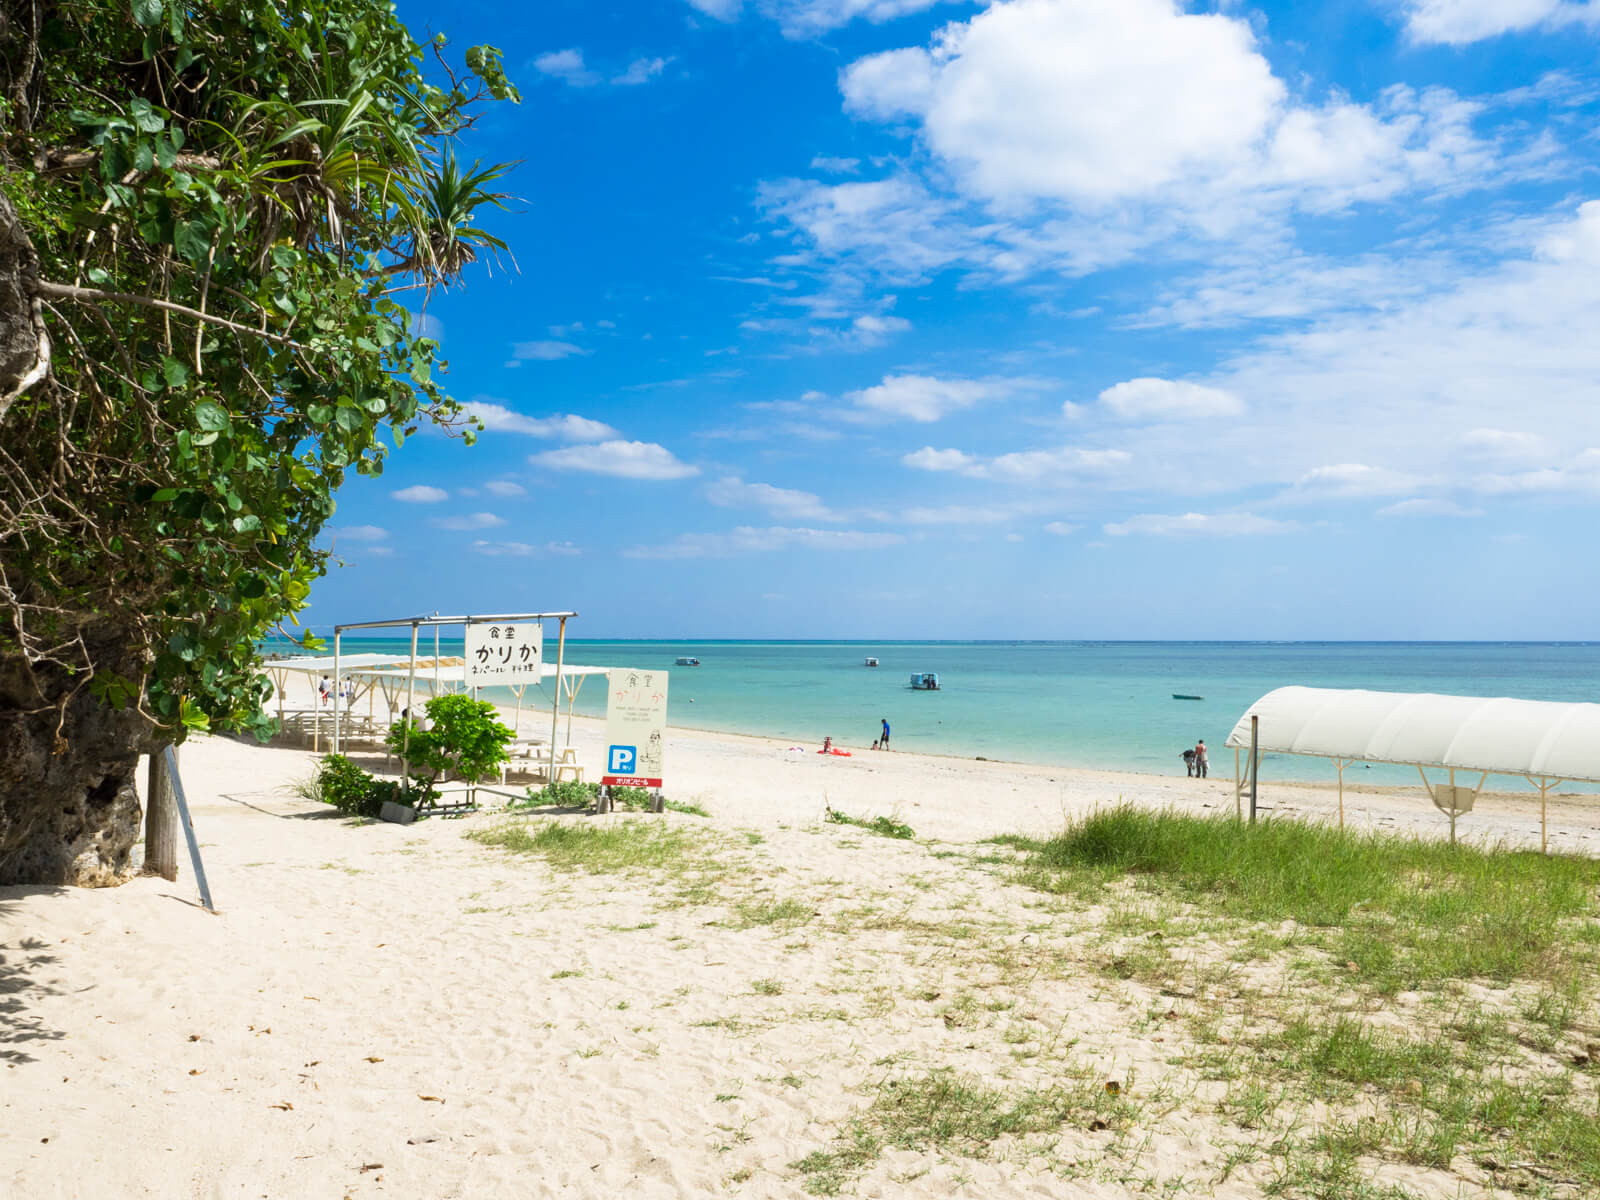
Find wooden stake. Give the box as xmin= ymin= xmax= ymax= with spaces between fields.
xmin=143 ymin=747 xmax=179 ymax=882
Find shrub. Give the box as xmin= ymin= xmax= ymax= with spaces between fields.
xmin=313 ymin=754 xmax=430 ymax=819
xmin=523 ymin=779 xmax=601 ymax=808
xmin=385 ymin=693 xmax=514 ymax=794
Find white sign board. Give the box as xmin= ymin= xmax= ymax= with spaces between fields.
xmin=603 ymin=668 xmax=668 ymax=787
xmin=464 ymin=621 xmax=544 ymax=686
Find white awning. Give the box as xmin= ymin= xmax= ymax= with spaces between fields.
xmin=1224 ymin=686 xmax=1600 ymax=783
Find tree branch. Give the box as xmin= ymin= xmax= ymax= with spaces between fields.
xmin=0 ymin=296 xmax=51 ymax=425
xmin=34 ymin=280 xmax=310 ymax=350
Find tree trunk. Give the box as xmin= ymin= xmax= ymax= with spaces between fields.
xmin=144 ymin=747 xmax=179 ymax=881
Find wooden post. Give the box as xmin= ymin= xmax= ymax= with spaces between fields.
xmin=143 ymin=746 xmax=179 ymax=882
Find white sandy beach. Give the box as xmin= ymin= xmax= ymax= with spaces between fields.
xmin=4 ymin=694 xmax=1597 ymax=1199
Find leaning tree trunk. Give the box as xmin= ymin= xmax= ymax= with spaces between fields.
xmin=143 ymin=746 xmax=179 ymax=882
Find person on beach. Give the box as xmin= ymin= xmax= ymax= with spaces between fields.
xmin=821 ymin=736 xmax=833 ymax=754
xmin=1194 ymin=739 xmax=1208 ymax=778
xmin=881 ymin=717 xmax=891 ymax=749
xmin=1182 ymin=748 xmax=1196 ymax=777
xmin=318 ymin=676 xmax=330 ymax=706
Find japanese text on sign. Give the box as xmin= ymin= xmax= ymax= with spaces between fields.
xmin=464 ymin=622 xmax=544 ymax=686
xmin=603 ymin=668 xmax=668 ymax=788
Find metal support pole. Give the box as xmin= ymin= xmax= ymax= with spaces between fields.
xmin=404 ymin=621 xmax=419 ymax=795
xmin=332 ymin=628 xmax=342 ymax=754
xmin=1448 ymin=766 xmax=1457 ymax=845
xmin=163 ymin=746 xmax=215 ymax=913
xmin=1249 ymin=714 xmax=1259 ymax=825
xmin=550 ymin=615 xmax=568 ymax=774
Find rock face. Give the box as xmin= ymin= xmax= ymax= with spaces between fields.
xmin=0 ymin=622 xmax=153 ymax=886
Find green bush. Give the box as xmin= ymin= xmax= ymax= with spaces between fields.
xmin=523 ymin=779 xmax=601 ymax=808
xmin=314 ymin=754 xmax=427 ymax=819
xmin=609 ymin=786 xmax=654 ymax=812
xmin=385 ymin=693 xmax=514 ymax=793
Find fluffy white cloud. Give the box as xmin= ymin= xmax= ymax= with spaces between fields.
xmin=846 ymin=373 xmax=1030 ymax=422
xmin=899 ymin=503 xmax=1021 ymax=525
xmin=472 ymin=540 xmax=537 ymax=557
xmin=432 ymin=512 xmax=506 ymax=531
xmin=469 ymin=403 xmax=619 ymax=441
xmin=625 ymin=525 xmax=903 ymax=558
xmin=533 ymin=49 xmax=599 ymax=87
xmin=840 ymin=0 xmax=1497 ymax=214
xmin=1095 ymin=378 xmax=1244 ymax=421
xmin=810 ymin=155 xmax=861 ymax=173
xmin=333 ymin=525 xmax=388 ymax=542
xmin=705 ymin=476 xmax=839 ymax=521
xmin=392 ymin=485 xmax=448 ymax=503
xmin=1403 ymin=0 xmax=1600 ymax=45
xmin=483 ymin=480 xmax=528 ymax=498
xmin=902 ymin=446 xmax=977 ymax=472
xmin=1104 ymin=511 xmax=1298 ymax=536
xmin=1286 ymin=463 xmax=1422 ymax=500
xmin=1460 ymin=428 xmax=1549 ymax=463
xmin=510 ymin=339 xmax=591 ymax=361
xmin=614 ymin=57 xmax=670 ymax=86
xmin=532 ymin=440 xmax=700 ymax=480
xmin=686 ymin=0 xmax=950 ymax=38
xmin=1043 ymin=521 xmax=1076 ymax=536
xmin=1378 ymin=498 xmax=1486 ymax=517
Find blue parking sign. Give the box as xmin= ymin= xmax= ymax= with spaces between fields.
xmin=608 ymin=745 xmax=637 ymax=774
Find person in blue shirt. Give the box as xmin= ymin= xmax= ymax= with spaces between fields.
xmin=881 ymin=717 xmax=891 ymax=750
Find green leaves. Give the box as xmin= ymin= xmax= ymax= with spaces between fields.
xmin=131 ymin=0 xmax=164 ymax=28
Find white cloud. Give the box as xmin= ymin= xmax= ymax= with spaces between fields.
xmin=1378 ymin=498 xmax=1486 ymax=517
xmin=902 ymin=443 xmax=1130 ymax=482
xmin=483 ymin=480 xmax=528 ymax=498
xmin=705 ymin=476 xmax=839 ymax=521
xmin=1460 ymin=428 xmax=1549 ymax=463
xmin=1286 ymin=463 xmax=1422 ymax=500
xmin=1043 ymin=521 xmax=1076 ymax=536
xmin=846 ymin=373 xmax=1032 ymax=422
xmin=839 ymin=0 xmax=1498 ymax=214
xmin=811 ymin=155 xmax=862 ymax=173
xmin=510 ymin=340 xmax=591 ymax=361
xmin=469 ymin=402 xmax=619 ymax=441
xmin=900 ymin=503 xmax=1022 ymax=525
xmin=532 ymin=440 xmax=700 ymax=480
xmin=392 ymin=485 xmax=448 ymax=503
xmin=1403 ymin=0 xmax=1600 ymax=45
xmin=686 ymin=0 xmax=951 ymax=38
xmin=534 ymin=49 xmax=600 ymax=87
xmin=614 ymin=57 xmax=670 ymax=86
xmin=1104 ymin=511 xmax=1299 ymax=537
xmin=333 ymin=524 xmax=389 ymax=542
xmin=1095 ymin=378 xmax=1244 ymax=421
xmin=625 ymin=525 xmax=903 ymax=559
xmin=472 ymin=540 xmax=536 ymax=557
xmin=432 ymin=512 xmax=506 ymax=531
xmin=902 ymin=446 xmax=977 ymax=472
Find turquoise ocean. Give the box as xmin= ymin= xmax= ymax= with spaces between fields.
xmin=264 ymin=639 xmax=1600 ymax=789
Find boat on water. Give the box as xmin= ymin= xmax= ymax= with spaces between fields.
xmin=909 ymin=672 xmax=941 ymax=691
xmin=1172 ymin=693 xmax=1203 ymax=701
xmin=864 ymin=656 xmax=879 ymax=667
xmin=675 ymin=656 xmax=701 ymax=667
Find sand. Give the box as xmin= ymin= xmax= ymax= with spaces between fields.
xmin=4 ymin=690 xmax=1595 ymax=1198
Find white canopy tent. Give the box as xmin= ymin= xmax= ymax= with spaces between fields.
xmin=1225 ymin=686 xmax=1600 ymax=850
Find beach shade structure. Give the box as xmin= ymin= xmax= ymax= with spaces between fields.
xmin=1225 ymin=686 xmax=1600 ymax=850
xmin=257 ymin=653 xmax=467 ymax=750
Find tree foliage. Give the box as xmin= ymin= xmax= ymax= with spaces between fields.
xmin=0 ymin=0 xmax=517 ymax=751
xmin=385 ymin=693 xmax=513 ymax=796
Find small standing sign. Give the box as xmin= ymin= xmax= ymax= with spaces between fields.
xmin=603 ymin=668 xmax=668 ymax=788
xmin=464 ymin=621 xmax=544 ymax=687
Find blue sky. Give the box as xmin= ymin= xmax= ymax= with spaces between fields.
xmin=315 ymin=0 xmax=1600 ymax=639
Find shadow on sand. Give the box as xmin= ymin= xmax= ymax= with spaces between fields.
xmin=0 ymin=892 xmax=69 ymax=1066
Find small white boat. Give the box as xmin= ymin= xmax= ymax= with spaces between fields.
xmin=909 ymin=672 xmax=940 ymax=691
xmin=674 ymin=656 xmax=701 ymax=667
xmin=864 ymin=657 xmax=879 ymax=667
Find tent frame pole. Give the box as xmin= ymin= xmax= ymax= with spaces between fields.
xmin=550 ymin=616 xmax=568 ymax=777
xmin=1335 ymin=757 xmax=1345 ymax=829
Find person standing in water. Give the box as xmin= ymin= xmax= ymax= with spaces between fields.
xmin=1194 ymin=739 xmax=1208 ymax=778
xmin=880 ymin=717 xmax=891 ymax=750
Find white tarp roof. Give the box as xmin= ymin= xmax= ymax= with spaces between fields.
xmin=260 ymin=655 xmax=609 ymax=680
xmin=1225 ymin=686 xmax=1600 ymax=782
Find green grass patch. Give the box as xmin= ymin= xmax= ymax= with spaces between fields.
xmin=999 ymin=805 xmax=1600 ymax=991
xmin=825 ymin=807 xmax=914 ymax=840
xmin=733 ymin=897 xmax=814 ymax=929
xmin=793 ymin=1068 xmax=1131 ymax=1194
xmin=469 ymin=818 xmax=698 ymax=874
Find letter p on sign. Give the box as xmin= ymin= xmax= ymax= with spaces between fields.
xmin=608 ymin=745 xmax=637 ymax=774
